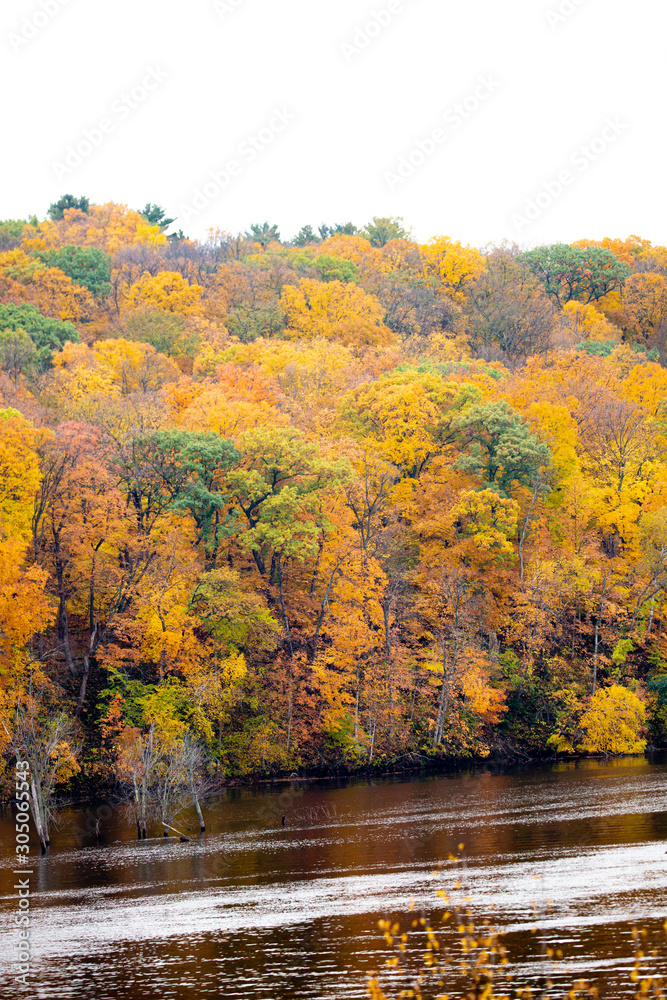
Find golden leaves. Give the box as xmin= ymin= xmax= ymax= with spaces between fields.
xmin=421 ymin=236 xmax=487 ymax=301
xmin=281 ymin=279 xmax=395 ymax=351
xmin=124 ymin=271 xmax=204 ymax=317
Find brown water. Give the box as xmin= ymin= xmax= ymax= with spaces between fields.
xmin=2 ymin=757 xmax=667 ymax=999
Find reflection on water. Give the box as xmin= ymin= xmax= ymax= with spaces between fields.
xmin=1 ymin=757 xmax=667 ymax=999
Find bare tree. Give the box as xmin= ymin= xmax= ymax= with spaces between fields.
xmin=468 ymin=244 xmax=558 ymax=366
xmin=12 ymin=699 xmax=79 ymax=853
xmin=153 ymin=740 xmax=192 ymax=838
xmin=182 ymin=734 xmax=208 ymax=833
xmin=116 ymin=725 xmax=161 ymax=839
xmin=376 ymin=275 xmax=458 ymax=341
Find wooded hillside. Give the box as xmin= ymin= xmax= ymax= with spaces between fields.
xmin=2 ymin=201 xmax=666 ymax=804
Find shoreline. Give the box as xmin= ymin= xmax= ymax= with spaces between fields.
xmin=8 ymin=746 xmax=664 ymax=815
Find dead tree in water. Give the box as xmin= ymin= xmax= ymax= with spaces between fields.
xmin=182 ymin=734 xmax=207 ymax=833
xmin=117 ymin=729 xmax=209 ymax=838
xmin=154 ymin=738 xmax=212 ymax=837
xmin=117 ymin=726 xmax=160 ymax=839
xmin=155 ymin=750 xmax=182 ymax=837
xmin=12 ymin=699 xmax=79 ymax=854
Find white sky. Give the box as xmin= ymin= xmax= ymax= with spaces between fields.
xmin=3 ymin=0 xmax=665 ymax=249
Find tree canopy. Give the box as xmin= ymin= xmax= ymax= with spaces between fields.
xmin=1 ymin=199 xmax=664 ymax=803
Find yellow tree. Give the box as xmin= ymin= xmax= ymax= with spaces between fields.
xmin=421 ymin=236 xmax=486 ymax=302
xmin=0 ymin=410 xmax=53 ymax=688
xmin=410 ymin=470 xmax=513 ymax=752
xmin=560 ymin=301 xmax=621 ymax=345
xmin=0 ymin=251 xmax=96 ymax=325
xmin=0 ymin=410 xmax=54 ymax=770
xmin=22 ymin=202 xmax=167 ymax=255
xmin=549 ymin=684 xmax=646 ymax=754
xmin=241 ymin=337 xmax=361 ymax=430
xmin=123 ymin=271 xmax=204 ymax=317
xmin=623 ymin=272 xmax=667 ymax=344
xmin=281 ymin=279 xmax=394 ymax=352
xmin=339 ymin=369 xmax=471 ymax=480
xmin=178 ymin=381 xmax=281 ymax=440
xmin=576 ymin=389 xmax=657 ymax=553
xmin=308 ymin=506 xmax=387 ymax=751
xmin=49 ymin=338 xmax=180 ymax=417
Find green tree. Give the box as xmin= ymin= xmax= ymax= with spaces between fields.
xmin=362 ymin=216 xmax=410 ymax=247
xmin=0 ymin=219 xmax=31 ymax=239
xmin=519 ymin=244 xmax=631 ymax=308
xmin=0 ymin=218 xmax=37 ymax=251
xmin=124 ymin=309 xmax=200 ymax=359
xmin=648 ymin=674 xmax=667 ymax=745
xmin=227 ymin=425 xmax=352 ymax=578
xmin=190 ymin=567 xmax=279 ymax=656
xmin=247 ymin=222 xmax=281 ymax=248
xmin=313 ymin=255 xmax=359 ymax=283
xmin=143 ymin=430 xmax=241 ymax=562
xmin=139 ymin=203 xmax=176 ymax=231
xmin=319 ymin=222 xmax=358 ymax=239
xmin=226 ymin=302 xmax=286 ymax=343
xmin=36 ymin=245 xmax=112 ymax=297
xmin=0 ymin=328 xmax=37 ymax=383
xmin=293 ymin=225 xmax=320 ymax=247
xmin=0 ymin=302 xmax=79 ymax=370
xmin=47 ymin=194 xmax=90 ymax=220
xmin=452 ymin=400 xmax=551 ymax=495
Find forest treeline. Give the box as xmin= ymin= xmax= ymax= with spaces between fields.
xmin=2 ymin=197 xmax=667 ymax=839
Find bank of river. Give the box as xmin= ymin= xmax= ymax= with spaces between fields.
xmin=1 ymin=756 xmax=667 ymax=998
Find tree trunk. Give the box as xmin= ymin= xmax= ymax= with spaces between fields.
xmin=133 ymin=775 xmax=142 ymax=839
xmin=519 ymin=478 xmax=541 ymax=582
xmin=56 ymin=561 xmax=76 ymax=676
xmin=277 ymin=562 xmax=294 ymax=658
xmin=388 ymin=659 xmax=395 ymax=739
xmin=140 ymin=772 xmax=148 ymax=838
xmin=310 ymin=563 xmax=340 ymax=660
xmin=368 ymin=719 xmax=376 ymax=764
xmin=383 ymin=601 xmax=392 ymax=658
xmin=75 ymin=653 xmax=91 ymax=719
xmin=190 ymin=777 xmax=205 ymax=833
xmin=433 ymin=652 xmax=450 ymax=749
xmin=76 ymin=623 xmax=99 ymax=719
xmin=286 ymin=678 xmax=293 ymax=752
xmin=252 ymin=550 xmax=266 ymax=577
xmin=354 ymin=662 xmax=362 ymax=740
xmin=30 ymin=776 xmax=48 ymax=854
xmin=592 ymin=586 xmax=607 ymax=695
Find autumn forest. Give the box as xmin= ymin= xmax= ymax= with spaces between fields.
xmin=2 ymin=198 xmax=667 ymax=836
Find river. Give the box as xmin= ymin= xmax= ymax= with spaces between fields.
xmin=1 ymin=756 xmax=667 ymax=999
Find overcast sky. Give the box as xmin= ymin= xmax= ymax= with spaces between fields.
xmin=3 ymin=0 xmax=665 ymax=248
